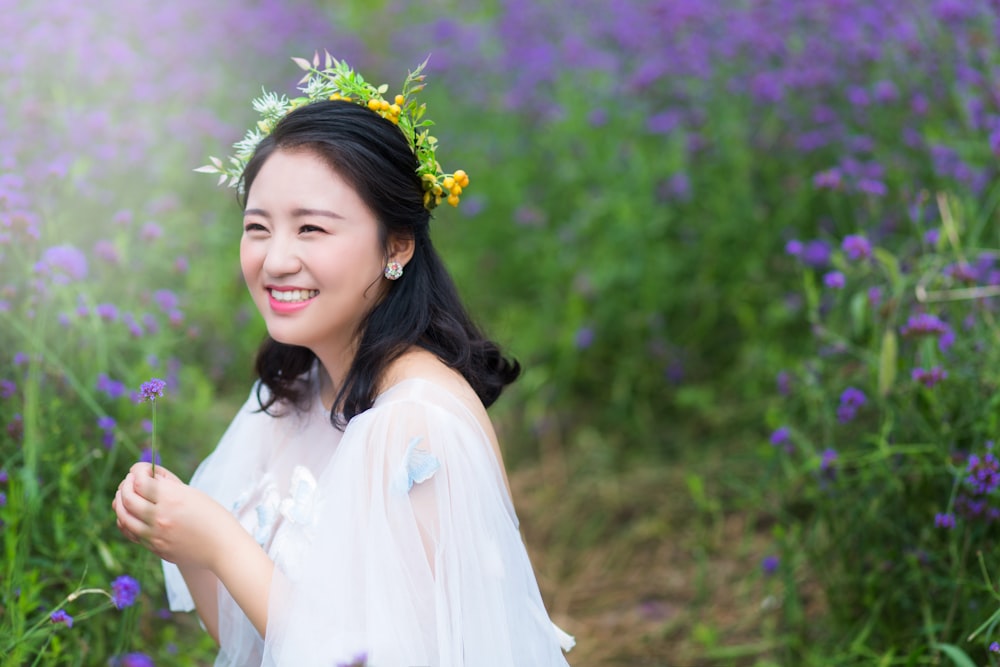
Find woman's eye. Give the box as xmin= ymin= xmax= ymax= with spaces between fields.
xmin=244 ymin=222 xmax=267 ymax=233
xmin=300 ymin=225 xmax=324 ymax=234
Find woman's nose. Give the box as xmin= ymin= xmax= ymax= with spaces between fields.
xmin=262 ymin=233 xmax=302 ymax=276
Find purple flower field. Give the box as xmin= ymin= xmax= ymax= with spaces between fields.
xmin=1 ymin=0 xmax=1000 ymax=663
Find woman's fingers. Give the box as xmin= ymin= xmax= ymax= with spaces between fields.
xmin=119 ymin=474 xmax=155 ymax=523
xmin=131 ymin=470 xmax=159 ymax=503
xmin=114 ymin=488 xmax=146 ymax=543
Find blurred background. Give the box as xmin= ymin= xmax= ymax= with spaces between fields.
xmin=2 ymin=0 xmax=1000 ymax=665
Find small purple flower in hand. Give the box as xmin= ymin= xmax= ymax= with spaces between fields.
xmin=137 ymin=378 xmax=166 ymax=403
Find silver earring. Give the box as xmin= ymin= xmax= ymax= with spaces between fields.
xmin=384 ymin=260 xmax=404 ymax=280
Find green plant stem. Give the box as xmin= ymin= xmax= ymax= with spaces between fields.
xmin=150 ymin=400 xmax=157 ymax=477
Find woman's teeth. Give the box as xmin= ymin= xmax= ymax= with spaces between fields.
xmin=270 ymin=289 xmax=318 ymax=303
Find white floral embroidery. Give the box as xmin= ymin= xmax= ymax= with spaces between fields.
xmin=280 ymin=465 xmax=318 ymax=526
xmin=254 ymin=487 xmax=281 ymax=546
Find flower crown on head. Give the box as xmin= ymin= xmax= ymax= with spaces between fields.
xmin=195 ymin=52 xmax=469 ymax=210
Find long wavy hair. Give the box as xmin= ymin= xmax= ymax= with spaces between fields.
xmin=239 ymin=100 xmax=520 ymax=426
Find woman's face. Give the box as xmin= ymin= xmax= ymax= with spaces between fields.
xmin=240 ymin=148 xmax=386 ymax=361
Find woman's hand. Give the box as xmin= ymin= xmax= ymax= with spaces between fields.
xmin=112 ymin=462 xmax=237 ymax=570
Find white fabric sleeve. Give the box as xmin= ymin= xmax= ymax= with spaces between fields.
xmin=261 ymin=390 xmax=573 ymax=667
xmin=162 ymin=384 xmax=273 ymax=614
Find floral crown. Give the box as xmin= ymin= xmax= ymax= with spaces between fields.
xmin=196 ymin=52 xmax=469 ymax=210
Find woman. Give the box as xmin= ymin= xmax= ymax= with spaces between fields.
xmin=112 ymin=58 xmax=574 ymax=666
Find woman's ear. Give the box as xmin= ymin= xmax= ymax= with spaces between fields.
xmin=387 ymin=234 xmax=415 ymax=267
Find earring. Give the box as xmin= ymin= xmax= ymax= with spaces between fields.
xmin=384 ymin=260 xmax=404 ymax=280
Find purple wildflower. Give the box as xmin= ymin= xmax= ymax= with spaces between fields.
xmin=912 ymin=367 xmax=947 ymax=388
xmin=113 ymin=653 xmax=155 ymax=667
xmin=923 ymin=229 xmax=940 ymax=246
xmin=820 ymin=448 xmax=839 ymax=476
xmin=934 ymin=512 xmax=956 ymax=529
xmin=97 ymin=416 xmax=116 ymax=431
xmin=140 ymin=222 xmax=163 ymax=241
xmin=801 ymin=240 xmax=832 ymax=268
xmin=0 ymin=469 xmax=7 ymax=484
xmin=856 ymin=178 xmax=887 ymax=197
xmin=50 ymin=609 xmax=73 ymax=628
xmin=841 ymin=235 xmax=872 ymax=261
xmin=95 ymin=303 xmax=119 ymax=321
xmin=761 ymin=555 xmax=779 ymax=575
xmin=991 ymin=641 xmax=1000 ymax=653
xmin=900 ymin=313 xmax=951 ymax=338
xmin=965 ymin=452 xmax=1000 ymax=496
xmin=110 ymin=575 xmax=141 ymax=609
xmin=153 ymin=289 xmax=179 ymax=312
xmin=837 ymin=387 xmax=866 ymax=423
xmin=823 ymin=271 xmax=845 ymax=289
xmin=96 ymin=374 xmax=127 ymax=400
xmin=812 ymin=168 xmax=842 ymax=189
xmin=38 ymin=244 xmax=88 ymax=283
xmin=867 ymin=287 xmax=882 ymax=307
xmin=93 ymin=240 xmax=120 ymax=264
xmin=137 ymin=378 xmax=166 ymax=403
xmin=0 ymin=492 xmax=5 ymax=507
xmin=776 ymin=370 xmax=791 ymax=395
xmin=0 ymin=379 xmax=15 ymax=398
xmin=139 ymin=448 xmax=162 ymax=466
xmin=769 ymin=427 xmax=790 ymax=447
xmin=574 ymin=326 xmax=595 ymax=350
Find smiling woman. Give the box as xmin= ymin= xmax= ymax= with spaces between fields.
xmin=112 ymin=65 xmax=575 ymax=666
xmin=240 ymin=149 xmax=396 ymax=364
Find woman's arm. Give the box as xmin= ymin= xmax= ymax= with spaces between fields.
xmin=177 ymin=565 xmax=220 ymax=643
xmin=113 ymin=463 xmax=273 ymax=639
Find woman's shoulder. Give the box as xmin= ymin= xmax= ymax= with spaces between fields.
xmin=364 ymin=348 xmax=512 ymax=489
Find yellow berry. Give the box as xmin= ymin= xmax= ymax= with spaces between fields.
xmin=442 ymin=176 xmax=455 ymax=189
xmin=389 ymin=104 xmax=401 ymax=116
xmin=432 ymin=184 xmax=443 ymax=196
xmin=367 ymin=99 xmax=380 ymax=111
xmin=423 ymin=192 xmax=432 ymax=206
xmin=379 ymin=99 xmax=390 ymax=111
xmin=390 ymin=116 xmax=399 ymax=125
xmin=450 ymin=184 xmax=462 ymax=196
xmin=453 ymin=169 xmax=467 ymax=183
xmin=329 ymin=93 xmax=341 ymax=101
xmin=447 ymin=194 xmax=460 ymax=207
xmin=395 ymin=94 xmax=405 ymax=106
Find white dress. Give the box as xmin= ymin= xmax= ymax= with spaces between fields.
xmin=163 ymin=374 xmax=574 ymax=666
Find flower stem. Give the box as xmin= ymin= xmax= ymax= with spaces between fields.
xmin=150 ymin=400 xmax=157 ymax=477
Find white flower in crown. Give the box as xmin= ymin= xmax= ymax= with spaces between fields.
xmin=252 ymin=90 xmax=291 ymax=121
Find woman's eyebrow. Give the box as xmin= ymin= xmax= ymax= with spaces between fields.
xmin=243 ymin=207 xmax=344 ymax=219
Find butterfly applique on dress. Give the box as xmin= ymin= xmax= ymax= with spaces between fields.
xmin=391 ymin=436 xmax=441 ymax=494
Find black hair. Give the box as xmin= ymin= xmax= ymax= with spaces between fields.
xmin=239 ymin=100 xmax=520 ymax=425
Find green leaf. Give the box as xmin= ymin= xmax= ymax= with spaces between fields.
xmin=878 ymin=329 xmax=898 ymax=397
xmin=932 ymin=643 xmax=977 ymax=667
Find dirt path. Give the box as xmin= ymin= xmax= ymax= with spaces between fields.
xmin=510 ymin=455 xmax=785 ymax=666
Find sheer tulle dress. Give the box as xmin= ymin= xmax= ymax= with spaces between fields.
xmin=163 ymin=373 xmax=574 ymax=666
